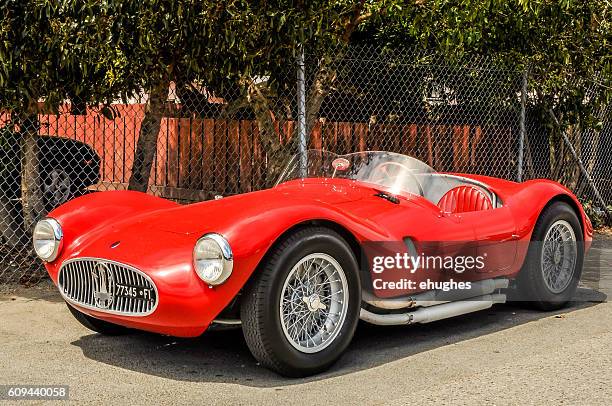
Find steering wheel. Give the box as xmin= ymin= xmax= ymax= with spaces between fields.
xmin=369 ymin=161 xmax=424 ymax=196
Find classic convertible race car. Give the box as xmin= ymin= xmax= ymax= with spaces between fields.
xmin=34 ymin=150 xmax=592 ymax=377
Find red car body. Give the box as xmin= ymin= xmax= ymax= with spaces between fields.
xmin=43 ymin=167 xmax=593 ymax=338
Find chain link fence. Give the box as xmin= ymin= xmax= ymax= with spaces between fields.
xmin=521 ymin=79 xmax=612 ymax=226
xmin=0 ymin=45 xmax=608 ymax=285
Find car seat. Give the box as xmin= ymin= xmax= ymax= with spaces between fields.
xmin=437 ymin=185 xmax=493 ymax=214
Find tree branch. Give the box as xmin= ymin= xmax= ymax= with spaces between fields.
xmin=341 ymin=0 xmax=370 ymax=43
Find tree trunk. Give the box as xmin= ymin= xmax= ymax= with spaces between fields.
xmin=128 ymin=83 xmax=169 ymax=192
xmin=566 ymin=125 xmax=582 ymax=190
xmin=305 ymin=57 xmax=337 ymax=138
xmin=244 ymin=79 xmax=293 ymax=186
xmin=241 ymin=57 xmax=340 ymax=188
xmin=20 ymin=115 xmax=44 ymax=235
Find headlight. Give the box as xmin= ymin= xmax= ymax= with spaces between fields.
xmin=193 ymin=233 xmax=233 ymax=285
xmin=33 ymin=218 xmax=63 ymax=262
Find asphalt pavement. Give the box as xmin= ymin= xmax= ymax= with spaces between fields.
xmin=0 ymin=236 xmax=610 ymax=405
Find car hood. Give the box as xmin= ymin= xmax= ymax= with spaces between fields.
xmin=105 ymin=180 xmax=370 ymax=237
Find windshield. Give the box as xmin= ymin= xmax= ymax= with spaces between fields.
xmin=277 ymin=150 xmax=443 ymax=199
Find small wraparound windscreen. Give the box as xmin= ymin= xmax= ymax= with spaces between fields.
xmin=276 ymin=150 xmax=453 ymax=202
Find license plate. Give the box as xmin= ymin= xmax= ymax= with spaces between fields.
xmin=115 ymin=284 xmax=155 ymax=301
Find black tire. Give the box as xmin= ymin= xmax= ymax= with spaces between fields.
xmin=241 ymin=227 xmax=361 ymax=377
xmin=514 ymin=202 xmax=584 ymax=310
xmin=66 ymin=303 xmax=130 ymax=335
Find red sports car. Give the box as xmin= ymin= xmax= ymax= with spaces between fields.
xmin=34 ymin=150 xmax=592 ymax=377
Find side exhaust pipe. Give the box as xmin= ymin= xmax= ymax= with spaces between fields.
xmin=363 ymin=278 xmax=509 ymax=310
xmin=360 ymin=293 xmax=507 ymax=326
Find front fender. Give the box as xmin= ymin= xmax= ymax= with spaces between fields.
xmin=49 ymin=190 xmax=179 ymax=261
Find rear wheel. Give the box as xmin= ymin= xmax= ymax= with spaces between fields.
xmin=514 ymin=202 xmax=584 ymax=310
xmin=241 ymin=227 xmax=361 ymax=377
xmin=66 ymin=303 xmax=130 ymax=335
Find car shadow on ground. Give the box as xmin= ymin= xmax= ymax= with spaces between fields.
xmin=70 ymin=287 xmax=606 ymax=388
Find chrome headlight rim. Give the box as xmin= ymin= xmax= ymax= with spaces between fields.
xmin=193 ymin=233 xmax=233 ymax=285
xmin=33 ymin=218 xmax=63 ymax=262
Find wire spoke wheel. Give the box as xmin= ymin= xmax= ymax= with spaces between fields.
xmin=241 ymin=227 xmax=360 ymax=376
xmin=280 ymin=253 xmax=349 ymax=354
xmin=541 ymin=219 xmax=577 ymax=294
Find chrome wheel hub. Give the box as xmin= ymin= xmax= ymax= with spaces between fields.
xmin=280 ymin=253 xmax=349 ymax=354
xmin=304 ymin=293 xmax=326 ymax=312
xmin=541 ymin=219 xmax=577 ymax=294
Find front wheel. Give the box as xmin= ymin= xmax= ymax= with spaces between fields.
xmin=514 ymin=202 xmax=584 ymax=310
xmin=241 ymin=227 xmax=361 ymax=377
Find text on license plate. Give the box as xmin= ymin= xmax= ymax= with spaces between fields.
xmin=115 ymin=284 xmax=155 ymax=301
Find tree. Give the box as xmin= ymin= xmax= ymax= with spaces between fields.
xmin=366 ymin=0 xmax=611 ymax=120
xmin=217 ymin=1 xmax=408 ymax=181
xmin=3 ymin=0 xmax=609 ymax=203
xmin=1 ymin=0 xmax=404 ymax=198
xmin=0 ymin=1 xmax=151 ymax=231
xmin=357 ymin=0 xmax=611 ymax=185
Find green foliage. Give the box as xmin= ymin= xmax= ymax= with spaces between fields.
xmin=0 ymin=0 xmax=608 ymax=131
xmin=0 ymin=1 xmax=393 ymax=113
xmin=0 ymin=1 xmax=131 ymax=111
xmin=582 ymin=199 xmax=611 ymax=229
xmin=359 ymin=0 xmax=612 ymax=129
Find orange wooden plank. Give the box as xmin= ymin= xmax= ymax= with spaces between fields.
xmin=353 ymin=123 xmax=368 ymax=152
xmin=452 ymin=125 xmax=462 ymax=170
xmin=315 ymin=121 xmax=324 ymax=150
xmin=213 ymin=119 xmax=227 ymax=194
xmin=471 ymin=126 xmax=483 ymax=166
xmin=178 ymin=118 xmax=191 ymax=188
xmin=339 ymin=122 xmax=351 ymax=153
xmin=251 ymin=124 xmax=266 ymax=189
xmin=189 ymin=118 xmax=204 ymax=190
xmin=123 ymin=107 xmax=143 ymax=185
xmin=424 ymin=125 xmax=433 ymax=167
xmin=239 ymin=120 xmax=253 ymax=193
xmin=404 ymin=124 xmax=417 ymax=155
xmin=310 ymin=121 xmax=322 ymax=150
xmin=369 ymin=124 xmax=383 ymax=151
xmin=202 ymin=119 xmax=215 ymax=194
xmin=283 ymin=120 xmax=295 ymax=146
xmin=166 ymin=118 xmax=179 ymax=188
xmin=227 ymin=120 xmax=240 ymax=194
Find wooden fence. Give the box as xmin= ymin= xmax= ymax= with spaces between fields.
xmin=35 ymin=104 xmax=516 ymax=201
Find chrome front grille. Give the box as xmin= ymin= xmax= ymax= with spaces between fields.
xmin=58 ymin=258 xmax=158 ymax=316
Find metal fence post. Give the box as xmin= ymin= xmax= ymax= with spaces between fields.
xmin=517 ymin=66 xmax=528 ymax=182
xmin=297 ymin=45 xmax=307 ymax=177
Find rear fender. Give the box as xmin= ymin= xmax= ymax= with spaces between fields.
xmin=508 ymin=180 xmax=591 ymax=241
xmin=506 ymin=180 xmax=593 ymax=272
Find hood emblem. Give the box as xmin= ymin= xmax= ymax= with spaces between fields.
xmin=110 ymin=241 xmax=121 ymax=249
xmin=92 ymin=262 xmax=115 ymax=309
